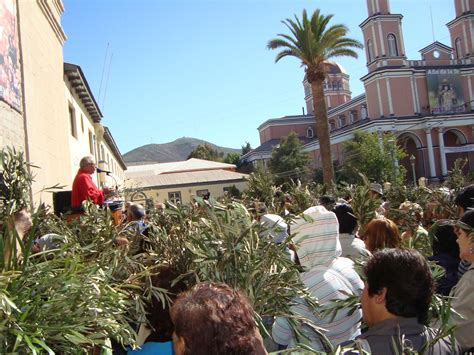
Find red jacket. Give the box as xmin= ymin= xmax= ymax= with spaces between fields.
xmin=71 ymin=169 xmax=104 ymax=208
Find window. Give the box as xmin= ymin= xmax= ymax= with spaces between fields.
xmin=387 ymin=34 xmax=398 ymax=56
xmin=168 ymin=191 xmax=181 ymax=204
xmin=196 ymin=189 xmax=209 ymax=197
xmin=455 ymin=38 xmax=463 ymax=59
xmin=339 ymin=115 xmax=346 ymax=127
xmin=80 ymin=115 xmax=84 ymax=133
xmin=367 ymin=39 xmax=374 ymax=62
xmin=88 ymin=130 xmax=94 ymax=154
xmin=306 ymin=127 xmax=314 ymax=138
xmin=330 ymin=120 xmax=337 ymax=131
xmin=352 ymin=110 xmax=358 ymax=122
xmin=69 ymin=105 xmax=77 ymax=138
xmin=361 ymin=105 xmax=368 ymax=119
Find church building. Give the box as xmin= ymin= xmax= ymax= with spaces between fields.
xmin=244 ymin=0 xmax=474 ymax=182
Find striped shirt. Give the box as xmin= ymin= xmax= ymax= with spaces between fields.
xmin=272 ymin=206 xmax=363 ymax=351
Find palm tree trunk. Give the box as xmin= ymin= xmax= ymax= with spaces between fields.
xmin=311 ymin=80 xmax=334 ymax=185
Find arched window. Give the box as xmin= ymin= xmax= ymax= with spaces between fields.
xmin=455 ymin=38 xmax=463 ymax=59
xmin=387 ymin=34 xmax=398 ymax=56
xmin=367 ymin=39 xmax=374 ymax=62
xmin=306 ymin=127 xmax=314 ymax=138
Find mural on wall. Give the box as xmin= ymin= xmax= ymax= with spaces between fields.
xmin=0 ymin=0 xmax=21 ymax=112
xmin=427 ymin=69 xmax=465 ymax=115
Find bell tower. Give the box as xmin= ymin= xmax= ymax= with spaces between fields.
xmin=360 ymin=0 xmax=407 ymax=73
xmin=448 ymin=0 xmax=474 ymax=59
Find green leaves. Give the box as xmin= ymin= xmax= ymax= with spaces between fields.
xmin=268 ymin=8 xmax=362 ymax=71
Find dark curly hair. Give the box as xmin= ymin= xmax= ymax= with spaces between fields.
xmin=170 ymin=282 xmax=264 ymax=355
xmin=365 ymin=248 xmax=434 ymax=324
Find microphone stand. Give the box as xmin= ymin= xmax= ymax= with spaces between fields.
xmin=105 ymin=172 xmax=119 ymax=197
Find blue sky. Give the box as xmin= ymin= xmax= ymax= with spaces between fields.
xmin=62 ymin=0 xmax=455 ymax=154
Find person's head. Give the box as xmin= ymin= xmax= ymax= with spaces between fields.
xmin=333 ymin=203 xmax=358 ymax=234
xmin=362 ymin=248 xmax=434 ymax=327
xmin=398 ymin=201 xmax=423 ymax=228
xmin=369 ymin=183 xmax=383 ymax=199
xmin=170 ymin=282 xmax=265 ymax=355
xmin=127 ymin=203 xmax=145 ymax=222
xmin=146 ymin=265 xmax=187 ymax=342
xmin=432 ymin=224 xmax=459 ymax=259
xmin=455 ymin=210 xmax=474 ymax=262
xmin=319 ymin=195 xmax=336 ymax=211
xmin=455 ymin=184 xmax=474 ymax=217
xmin=363 ymin=217 xmax=401 ymax=253
xmin=79 ymin=155 xmax=96 ymax=175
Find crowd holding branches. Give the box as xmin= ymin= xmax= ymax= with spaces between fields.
xmin=2 ymin=145 xmax=474 ymax=353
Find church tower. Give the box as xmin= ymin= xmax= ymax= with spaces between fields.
xmin=448 ymin=0 xmax=474 ymax=59
xmin=360 ymin=0 xmax=413 ymax=119
xmin=360 ymin=0 xmax=407 ymax=73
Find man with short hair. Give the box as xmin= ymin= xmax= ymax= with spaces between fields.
xmin=345 ymin=249 xmax=458 ymax=354
xmin=333 ymin=203 xmax=370 ymax=259
xmin=71 ymin=155 xmax=111 ymax=208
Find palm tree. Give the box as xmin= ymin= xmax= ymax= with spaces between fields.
xmin=268 ymin=9 xmax=363 ymax=185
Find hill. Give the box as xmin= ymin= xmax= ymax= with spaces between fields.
xmin=123 ymin=137 xmax=240 ymax=165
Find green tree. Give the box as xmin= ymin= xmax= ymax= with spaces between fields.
xmin=268 ymin=9 xmax=362 ymax=186
xmin=241 ymin=142 xmax=252 ymax=155
xmin=269 ymin=132 xmax=311 ymax=186
xmin=223 ymin=152 xmax=241 ymax=165
xmin=341 ymin=131 xmax=407 ymax=184
xmin=187 ymin=144 xmax=220 ymax=161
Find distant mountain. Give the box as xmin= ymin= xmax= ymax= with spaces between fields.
xmin=123 ymin=137 xmax=240 ymax=165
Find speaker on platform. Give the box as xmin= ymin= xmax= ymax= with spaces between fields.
xmin=53 ymin=190 xmax=72 ymax=216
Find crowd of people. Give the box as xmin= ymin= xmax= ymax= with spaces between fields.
xmin=8 ymin=154 xmax=474 ymax=354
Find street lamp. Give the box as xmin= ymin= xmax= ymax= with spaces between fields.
xmin=410 ymin=154 xmax=417 ymax=186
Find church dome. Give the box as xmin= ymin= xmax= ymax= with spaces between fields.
xmin=322 ymin=60 xmax=347 ymax=75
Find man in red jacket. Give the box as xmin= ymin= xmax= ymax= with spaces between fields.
xmin=71 ymin=155 xmax=111 ymax=208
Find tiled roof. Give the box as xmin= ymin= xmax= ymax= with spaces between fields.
xmin=129 ymin=169 xmax=248 ymax=189
xmin=125 ymin=158 xmax=236 ymax=177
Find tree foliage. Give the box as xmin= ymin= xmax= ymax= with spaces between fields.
xmin=268 ymin=9 xmax=362 ymax=185
xmin=341 ymin=131 xmax=407 ymax=184
xmin=223 ymin=152 xmax=241 ymax=165
xmin=269 ymin=132 xmax=311 ymax=186
xmin=241 ymin=142 xmax=252 ymax=155
xmin=187 ymin=143 xmax=222 ymax=161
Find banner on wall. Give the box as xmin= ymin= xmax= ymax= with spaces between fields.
xmin=427 ymin=69 xmax=465 ymax=115
xmin=0 ymin=0 xmax=22 ymax=112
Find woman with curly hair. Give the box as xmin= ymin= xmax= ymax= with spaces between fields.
xmin=170 ymin=282 xmax=267 ymax=355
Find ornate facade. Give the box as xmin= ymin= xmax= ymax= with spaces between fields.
xmin=245 ymin=0 xmax=474 ymax=182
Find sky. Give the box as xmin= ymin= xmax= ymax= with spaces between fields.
xmin=62 ymin=0 xmax=456 ymax=155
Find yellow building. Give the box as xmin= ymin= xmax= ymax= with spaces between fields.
xmin=0 ymin=0 xmax=125 ymax=207
xmin=126 ymin=159 xmax=248 ymax=205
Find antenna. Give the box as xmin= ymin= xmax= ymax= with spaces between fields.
xmin=101 ymin=52 xmax=113 ymax=111
xmin=98 ymin=42 xmax=109 ymax=104
xmin=430 ymin=6 xmax=436 ymax=42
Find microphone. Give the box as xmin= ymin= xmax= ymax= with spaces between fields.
xmin=97 ymin=167 xmax=112 ymax=175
